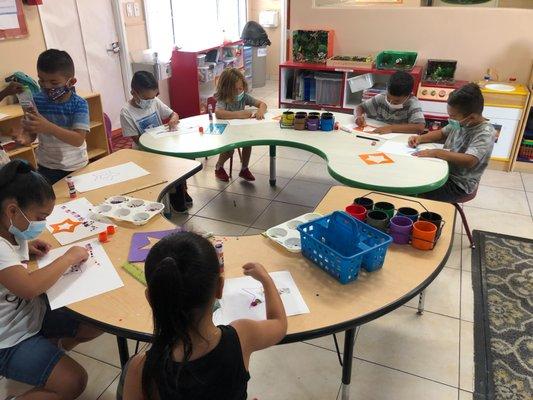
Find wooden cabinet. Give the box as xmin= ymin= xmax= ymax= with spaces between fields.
xmin=510 ymin=62 xmax=533 ymax=172
xmin=0 ymin=92 xmax=109 ymax=168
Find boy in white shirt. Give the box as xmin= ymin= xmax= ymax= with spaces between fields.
xmin=120 ymin=72 xmax=191 ymax=212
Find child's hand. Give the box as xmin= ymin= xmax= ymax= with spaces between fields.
xmin=241 ymin=110 xmax=254 ymax=119
xmin=13 ymin=129 xmax=33 ymax=146
xmin=373 ymin=126 xmax=393 ymax=134
xmin=65 ymin=246 xmax=89 ymax=266
xmin=254 ymin=109 xmax=265 ymax=120
xmin=3 ymin=81 xmax=24 ymax=96
xmin=168 ymin=114 xmax=180 ymax=130
xmin=21 ymin=111 xmax=53 ymax=135
xmin=355 ymin=115 xmax=366 ymax=127
xmin=29 ymin=239 xmax=52 ymax=257
xmin=414 ymin=149 xmax=439 ymax=158
xmin=408 ymin=135 xmax=421 ymax=148
xmin=242 ymin=262 xmax=270 ymax=283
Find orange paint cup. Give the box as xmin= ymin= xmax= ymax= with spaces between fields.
xmin=98 ymin=231 xmax=108 ymax=243
xmin=345 ymin=204 xmax=367 ymax=221
xmin=411 ymin=221 xmax=437 ymax=250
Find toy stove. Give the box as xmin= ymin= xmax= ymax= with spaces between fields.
xmin=417 ymin=59 xmax=467 ymax=102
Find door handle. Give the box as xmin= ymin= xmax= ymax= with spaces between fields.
xmin=106 ymin=42 xmax=120 ymax=54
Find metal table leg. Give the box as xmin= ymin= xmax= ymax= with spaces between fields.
xmin=417 ymin=290 xmax=426 ymax=315
xmin=341 ymin=328 xmax=356 ymax=400
xmin=117 ymin=336 xmax=130 ymax=367
xmin=269 ymin=145 xmax=276 ymax=186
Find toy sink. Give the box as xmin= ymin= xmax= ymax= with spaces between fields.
xmin=485 ymin=83 xmax=515 ymax=92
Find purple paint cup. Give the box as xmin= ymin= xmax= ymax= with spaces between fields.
xmin=306 ymin=115 xmax=320 ymax=131
xmin=389 ymin=216 xmax=413 ymax=245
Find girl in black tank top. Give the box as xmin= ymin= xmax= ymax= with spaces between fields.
xmin=120 ymin=232 xmax=287 ymax=400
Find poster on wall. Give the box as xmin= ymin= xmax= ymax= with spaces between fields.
xmin=0 ymin=0 xmax=28 ymax=40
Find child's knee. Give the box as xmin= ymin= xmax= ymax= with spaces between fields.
xmin=62 ymin=365 xmax=88 ymax=398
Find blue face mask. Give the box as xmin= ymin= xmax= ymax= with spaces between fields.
xmin=9 ymin=208 xmax=47 ymax=241
xmin=236 ymin=91 xmax=245 ymax=102
xmin=447 ymin=119 xmax=461 ymax=130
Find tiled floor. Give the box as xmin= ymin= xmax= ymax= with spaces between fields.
xmin=2 ymin=81 xmax=533 ymax=399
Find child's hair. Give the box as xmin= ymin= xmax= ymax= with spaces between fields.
xmin=215 ymin=68 xmax=247 ymax=103
xmin=131 ymin=71 xmax=158 ymax=92
xmin=448 ymin=83 xmax=484 ymax=116
xmin=37 ymin=49 xmax=75 ymax=77
xmin=0 ymin=160 xmax=55 ymax=210
xmin=387 ymin=71 xmax=414 ymax=97
xmin=142 ymin=232 xmax=220 ymax=399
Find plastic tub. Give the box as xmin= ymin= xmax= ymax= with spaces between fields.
xmin=348 ymin=73 xmax=374 ymax=93
xmin=376 ymin=50 xmax=418 ymax=71
xmin=315 ymin=72 xmax=343 ymax=106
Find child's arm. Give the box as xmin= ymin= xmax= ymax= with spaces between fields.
xmin=0 ymin=246 xmax=88 ymax=300
xmin=122 ymin=353 xmax=145 ymax=400
xmin=373 ymin=122 xmax=425 ymax=135
xmin=0 ymin=82 xmax=23 ymax=102
xmin=231 ymin=263 xmax=288 ymax=368
xmin=215 ymin=108 xmax=253 ymax=120
xmin=167 ymin=112 xmax=180 ymax=129
xmin=21 ymin=110 xmax=86 ymax=147
xmin=354 ymin=105 xmax=366 ymax=127
xmin=408 ymin=129 xmax=445 ymax=148
xmin=251 ymin=99 xmax=268 ymax=120
xmin=415 ymin=149 xmax=478 ymax=168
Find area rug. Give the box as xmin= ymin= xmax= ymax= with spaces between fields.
xmin=472 ymin=230 xmax=533 ymax=400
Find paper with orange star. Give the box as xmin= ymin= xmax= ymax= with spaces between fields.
xmin=49 ymin=219 xmax=82 ymax=234
xmin=359 ymin=152 xmax=394 ymax=165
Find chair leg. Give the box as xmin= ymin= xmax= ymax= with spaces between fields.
xmin=454 ymin=203 xmax=475 ymax=249
xmin=229 ymin=155 xmax=233 ymax=178
xmin=417 ymin=290 xmax=426 ymax=315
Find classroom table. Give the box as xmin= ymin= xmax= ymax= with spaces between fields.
xmin=42 ymin=150 xmax=455 ymax=400
xmin=139 ymin=109 xmax=449 ymax=195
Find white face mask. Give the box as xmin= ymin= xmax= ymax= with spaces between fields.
xmin=137 ymin=98 xmax=154 ymax=109
xmin=386 ymin=98 xmax=406 ymax=110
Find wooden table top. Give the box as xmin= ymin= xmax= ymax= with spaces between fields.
xmin=43 ymin=152 xmax=455 ymax=341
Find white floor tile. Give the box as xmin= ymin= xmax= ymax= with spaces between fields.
xmin=463 ymin=206 xmax=533 ymax=239
xmin=461 ymin=271 xmax=474 ymax=323
xmin=480 ymin=169 xmax=524 ymax=190
xmin=459 ymin=321 xmax=474 ymax=392
xmin=182 ymin=185 xmax=221 ymax=215
xmin=196 ymin=192 xmax=271 ymax=226
xmin=405 ymin=267 xmax=461 ymax=318
xmin=183 ymin=216 xmax=249 ymax=236
xmin=225 ymin=172 xmax=290 ymax=200
xmin=96 ymin=375 xmax=120 ymax=400
xmin=73 ymin=333 xmax=141 ymax=368
xmin=459 ymin=389 xmax=474 ymax=399
xmin=466 ymin=186 xmax=530 ymax=216
xmin=521 ymin=172 xmax=533 ymax=192
xmin=446 ymin=234 xmax=463 ymax=269
xmin=252 ymin=156 xmax=307 ymax=179
xmin=355 ymin=307 xmax=460 ymax=387
xmin=275 ymin=179 xmax=332 ymax=208
xmin=462 ymin=244 xmax=472 ymax=272
xmin=295 ymin=161 xmax=341 ymax=185
xmin=526 ymin=191 xmax=533 ymax=216
xmin=251 ymin=201 xmax=314 ymax=230
xmin=188 ymin=166 xmax=236 ymax=191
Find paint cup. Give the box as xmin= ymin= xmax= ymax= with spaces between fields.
xmin=366 ymin=210 xmax=389 ymax=232
xmin=98 ymin=231 xmax=108 ymax=243
xmin=396 ymin=207 xmax=419 ymax=223
xmin=309 ymin=112 xmax=320 ymax=118
xmin=106 ymin=225 xmax=116 ymax=235
xmin=389 ymin=216 xmax=413 ymax=245
xmin=306 ymin=115 xmax=320 ymax=131
xmin=374 ymin=201 xmax=395 ymax=219
xmin=294 ymin=113 xmax=307 ymax=130
xmin=345 ymin=204 xmax=367 ymax=221
xmin=320 ymin=112 xmax=335 ymax=131
xmin=419 ymin=211 xmax=443 ymax=232
xmin=281 ymin=111 xmax=295 ymax=126
xmin=411 ymin=221 xmax=437 ymax=250
xmin=354 ymin=197 xmax=374 ymax=211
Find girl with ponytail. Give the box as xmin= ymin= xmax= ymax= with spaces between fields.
xmin=122 ymin=232 xmax=287 ymax=399
xmin=0 ymin=160 xmax=101 ymax=399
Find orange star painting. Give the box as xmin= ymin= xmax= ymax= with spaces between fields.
xmin=359 ymin=152 xmax=394 ymax=165
xmin=49 ymin=219 xmax=82 ymax=234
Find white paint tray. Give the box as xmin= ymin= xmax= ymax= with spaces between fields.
xmin=264 ymin=213 xmax=322 ymax=252
xmin=92 ymin=196 xmax=165 ymax=226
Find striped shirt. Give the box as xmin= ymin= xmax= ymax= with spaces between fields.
xmin=216 ymin=93 xmax=259 ymax=111
xmin=34 ymin=91 xmax=90 ymax=171
xmin=360 ymin=94 xmax=425 ymax=125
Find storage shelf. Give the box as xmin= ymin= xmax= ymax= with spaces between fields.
xmin=90 ymin=121 xmax=103 ymax=129
xmin=7 ymin=145 xmax=32 ymax=157
xmin=87 ymin=148 xmax=107 ymax=160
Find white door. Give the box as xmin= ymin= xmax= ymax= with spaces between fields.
xmin=39 ymin=0 xmax=127 ymax=129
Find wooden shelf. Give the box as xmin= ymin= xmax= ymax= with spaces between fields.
xmin=87 ymin=148 xmax=107 ymax=160
xmin=90 ymin=121 xmax=103 ymax=129
xmin=7 ymin=145 xmax=32 ymax=157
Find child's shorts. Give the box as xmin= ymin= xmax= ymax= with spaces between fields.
xmin=0 ymin=308 xmax=80 ymax=387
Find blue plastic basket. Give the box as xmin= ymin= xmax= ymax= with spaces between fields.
xmin=297 ymin=211 xmax=392 ymax=284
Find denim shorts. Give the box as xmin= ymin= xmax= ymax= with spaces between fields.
xmin=0 ymin=308 xmax=80 ymax=387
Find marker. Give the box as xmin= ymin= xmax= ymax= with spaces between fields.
xmin=65 ymin=176 xmax=77 ymax=199
xmin=356 ymin=134 xmax=381 ymax=142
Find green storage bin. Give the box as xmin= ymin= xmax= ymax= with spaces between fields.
xmin=376 ymin=51 xmax=418 ymax=71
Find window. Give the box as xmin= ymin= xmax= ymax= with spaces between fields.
xmin=145 ymin=0 xmax=247 ymax=58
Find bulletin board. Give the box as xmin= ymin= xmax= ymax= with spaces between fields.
xmin=0 ymin=0 xmax=28 ymax=40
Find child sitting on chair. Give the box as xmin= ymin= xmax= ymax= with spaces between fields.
xmin=355 ymin=71 xmax=425 ymax=134
xmin=408 ymin=83 xmax=495 ymax=202
xmin=120 ymin=71 xmax=191 ymax=213
xmin=214 ymin=68 xmax=268 ymax=182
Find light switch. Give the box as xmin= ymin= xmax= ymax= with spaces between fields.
xmin=133 ymin=2 xmax=141 ymax=17
xmin=126 ymin=2 xmax=133 ymax=17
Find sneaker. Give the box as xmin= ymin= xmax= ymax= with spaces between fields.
xmin=184 ymin=191 xmax=193 ymax=207
xmin=239 ymin=168 xmax=255 ymax=181
xmin=215 ymin=167 xmax=230 ymax=182
xmin=169 ymin=191 xmax=187 ymax=213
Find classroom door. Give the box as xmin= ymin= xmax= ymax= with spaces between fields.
xmin=38 ymin=0 xmax=127 ymax=129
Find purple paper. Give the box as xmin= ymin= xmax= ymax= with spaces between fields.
xmin=128 ymin=229 xmax=181 ymax=262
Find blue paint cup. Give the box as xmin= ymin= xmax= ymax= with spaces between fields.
xmin=396 ymin=207 xmax=419 ymax=223
xmin=320 ymin=112 xmax=335 ymax=131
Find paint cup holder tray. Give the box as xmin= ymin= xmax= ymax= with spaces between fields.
xmin=91 ymin=196 xmax=165 ymax=226
xmin=264 ymin=212 xmax=323 ymax=252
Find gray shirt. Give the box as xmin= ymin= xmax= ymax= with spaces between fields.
xmin=120 ymin=98 xmax=174 ymax=137
xmin=360 ymin=94 xmax=425 ymax=125
xmin=216 ymin=93 xmax=259 ymax=111
xmin=442 ymin=121 xmax=496 ymax=194
xmin=0 ymin=237 xmax=46 ymax=349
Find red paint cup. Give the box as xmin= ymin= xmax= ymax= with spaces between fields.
xmin=98 ymin=231 xmax=108 ymax=243
xmin=106 ymin=225 xmax=115 ymax=235
xmin=345 ymin=204 xmax=367 ymax=221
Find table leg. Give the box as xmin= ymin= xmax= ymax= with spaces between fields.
xmin=117 ymin=336 xmax=130 ymax=368
xmin=341 ymin=328 xmax=356 ymax=400
xmin=269 ymin=145 xmax=276 ymax=186
xmin=417 ymin=290 xmax=426 ymax=315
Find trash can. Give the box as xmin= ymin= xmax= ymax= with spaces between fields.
xmin=252 ymin=46 xmax=267 ymax=88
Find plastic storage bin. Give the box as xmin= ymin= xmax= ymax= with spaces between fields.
xmin=348 ymin=73 xmax=374 ymax=93
xmin=303 ymin=75 xmax=316 ymax=101
xmin=315 ymin=72 xmax=343 ymax=106
xmin=376 ymin=50 xmax=418 ymax=71
xmin=297 ymin=211 xmax=392 ymax=284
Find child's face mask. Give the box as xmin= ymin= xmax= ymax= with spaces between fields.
xmin=236 ymin=91 xmax=245 ymax=102
xmin=385 ymin=95 xmax=408 ymax=110
xmin=137 ymin=98 xmax=154 ymax=109
xmin=448 ymin=114 xmax=471 ymax=130
xmin=43 ymin=79 xmax=72 ymax=101
xmin=8 ymin=207 xmax=47 ymax=241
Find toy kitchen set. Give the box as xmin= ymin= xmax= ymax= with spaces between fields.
xmin=417 ymin=60 xmax=529 ymax=164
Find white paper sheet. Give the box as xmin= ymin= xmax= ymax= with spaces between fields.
xmin=227 ymin=112 xmax=281 ymax=126
xmin=145 ymin=123 xmax=198 ymax=138
xmin=213 ymin=271 xmax=309 ymax=325
xmin=37 ymin=239 xmax=124 ymax=310
xmin=378 ymin=141 xmax=418 ymax=156
xmin=0 ymin=0 xmax=18 ymax=30
xmin=46 ymin=198 xmax=114 ymax=245
xmin=341 ymin=124 xmax=403 ymax=140
xmin=70 ymin=162 xmax=149 ymax=192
